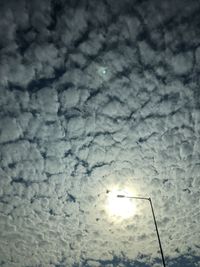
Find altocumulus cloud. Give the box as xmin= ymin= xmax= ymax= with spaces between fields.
xmin=0 ymin=0 xmax=200 ymax=266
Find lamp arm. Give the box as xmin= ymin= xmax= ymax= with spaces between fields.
xmin=117 ymin=195 xmax=149 ymax=201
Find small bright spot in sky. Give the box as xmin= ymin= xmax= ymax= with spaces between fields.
xmin=98 ymin=66 xmax=107 ymax=77
xmin=107 ymin=189 xmax=136 ymax=219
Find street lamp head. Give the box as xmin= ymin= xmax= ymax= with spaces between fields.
xmin=117 ymin=194 xmax=125 ymax=198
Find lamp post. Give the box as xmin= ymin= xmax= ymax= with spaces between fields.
xmin=117 ymin=195 xmax=166 ymax=267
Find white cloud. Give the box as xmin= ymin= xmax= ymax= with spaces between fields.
xmin=101 ymin=100 xmax=130 ymax=118
xmin=67 ymin=116 xmax=86 ymax=138
xmin=30 ymin=87 xmax=59 ymax=114
xmin=168 ymin=51 xmax=194 ymax=75
xmin=0 ymin=117 xmax=23 ymax=143
xmin=60 ymin=88 xmax=80 ymax=110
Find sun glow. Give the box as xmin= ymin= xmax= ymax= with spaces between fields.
xmin=107 ymin=189 xmax=136 ymax=219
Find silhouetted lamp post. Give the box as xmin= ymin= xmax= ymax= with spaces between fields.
xmin=117 ymin=195 xmax=166 ymax=267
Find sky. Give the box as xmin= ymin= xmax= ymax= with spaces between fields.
xmin=0 ymin=0 xmax=200 ymax=266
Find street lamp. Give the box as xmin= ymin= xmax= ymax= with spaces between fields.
xmin=117 ymin=194 xmax=166 ymax=267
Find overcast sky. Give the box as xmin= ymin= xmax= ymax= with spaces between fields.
xmin=0 ymin=0 xmax=200 ymax=266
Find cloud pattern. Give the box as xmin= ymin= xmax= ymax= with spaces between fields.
xmin=0 ymin=0 xmax=200 ymax=266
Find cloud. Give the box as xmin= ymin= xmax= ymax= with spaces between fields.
xmin=0 ymin=0 xmax=200 ymax=266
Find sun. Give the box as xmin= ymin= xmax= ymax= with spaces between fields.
xmin=106 ymin=189 xmax=136 ymax=219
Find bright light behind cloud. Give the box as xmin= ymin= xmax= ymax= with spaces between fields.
xmin=106 ymin=189 xmax=136 ymax=219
